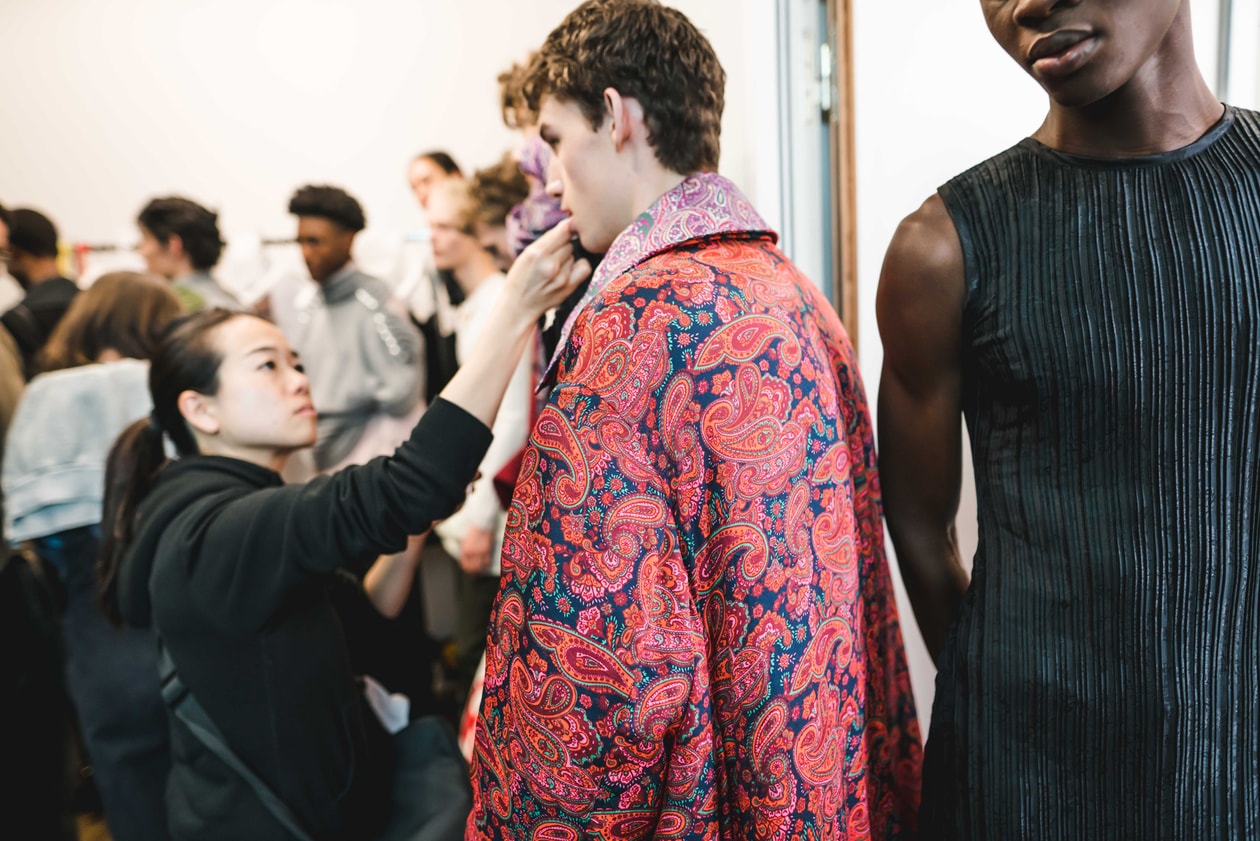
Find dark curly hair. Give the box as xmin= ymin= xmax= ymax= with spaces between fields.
xmin=287 ymin=185 xmax=366 ymax=232
xmin=524 ymin=0 xmax=725 ymax=174
xmin=470 ymin=154 xmax=530 ymax=229
xmin=137 ymin=197 xmax=224 ymax=270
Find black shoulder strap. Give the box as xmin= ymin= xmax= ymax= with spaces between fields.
xmin=157 ymin=643 xmax=319 ymax=841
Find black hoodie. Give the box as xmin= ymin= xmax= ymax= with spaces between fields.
xmin=117 ymin=399 xmax=490 ymax=841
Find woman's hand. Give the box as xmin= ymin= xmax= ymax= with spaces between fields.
xmin=502 ymin=218 xmax=592 ymax=329
xmin=437 ymin=221 xmax=588 ymax=429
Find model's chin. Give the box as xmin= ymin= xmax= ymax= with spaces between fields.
xmin=577 ymin=228 xmax=614 ymax=256
xmin=1034 ymin=66 xmax=1122 ymax=110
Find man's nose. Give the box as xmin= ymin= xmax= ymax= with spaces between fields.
xmin=1011 ymin=0 xmax=1077 ymax=25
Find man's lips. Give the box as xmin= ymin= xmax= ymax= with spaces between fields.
xmin=1029 ymin=29 xmax=1094 ymax=63
xmin=1028 ymin=29 xmax=1099 ymax=80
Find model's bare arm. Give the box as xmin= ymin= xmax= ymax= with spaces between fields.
xmin=876 ymin=194 xmax=970 ymax=661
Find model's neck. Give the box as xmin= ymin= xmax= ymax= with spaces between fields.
xmin=629 ymin=168 xmax=688 ymax=224
xmin=1034 ymin=14 xmax=1222 ymax=157
xmin=452 ymin=252 xmax=499 ymax=297
xmin=1037 ymin=81 xmax=1221 ymax=159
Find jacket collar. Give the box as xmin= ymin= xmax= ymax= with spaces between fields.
xmin=542 ymin=172 xmax=772 ymax=386
xmin=318 ymin=262 xmax=362 ymax=304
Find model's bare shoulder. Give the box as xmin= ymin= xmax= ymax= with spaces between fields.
xmin=876 ymin=194 xmax=966 ymax=388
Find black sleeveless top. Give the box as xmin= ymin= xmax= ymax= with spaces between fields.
xmin=928 ymin=106 xmax=1260 ymax=840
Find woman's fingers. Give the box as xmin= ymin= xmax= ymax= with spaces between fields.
xmin=502 ymin=218 xmax=593 ymax=317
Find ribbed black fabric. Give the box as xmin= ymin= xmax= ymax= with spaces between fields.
xmin=925 ymin=105 xmax=1260 ymax=840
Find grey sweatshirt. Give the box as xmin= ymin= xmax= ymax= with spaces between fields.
xmin=290 ymin=264 xmax=423 ymax=470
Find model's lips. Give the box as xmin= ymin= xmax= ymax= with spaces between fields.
xmin=295 ymin=404 xmax=316 ymax=417
xmin=1029 ymin=29 xmax=1092 ymax=62
xmin=1028 ymin=30 xmax=1098 ymax=79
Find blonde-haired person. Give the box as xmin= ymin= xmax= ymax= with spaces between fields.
xmin=4 ymin=271 xmax=183 ymax=841
xmin=468 ymin=154 xmax=529 ymax=272
xmin=427 ymin=176 xmax=535 ymax=702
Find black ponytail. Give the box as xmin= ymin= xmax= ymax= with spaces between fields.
xmin=97 ymin=308 xmax=244 ymax=625
xmin=98 ymin=418 xmax=169 ymax=625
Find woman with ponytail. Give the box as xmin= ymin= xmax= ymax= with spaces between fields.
xmin=3 ymin=270 xmax=183 ymax=841
xmin=100 ymin=222 xmax=587 ymax=841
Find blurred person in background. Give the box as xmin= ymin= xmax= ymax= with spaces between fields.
xmin=2 ymin=207 xmax=79 ymax=380
xmin=286 ymin=183 xmax=439 ymax=716
xmin=137 ymin=196 xmax=243 ymax=312
xmin=4 ymin=271 xmax=183 ymax=841
xmin=404 ymin=150 xmax=466 ymax=404
xmin=407 ymin=150 xmax=463 ymax=213
xmin=287 ymin=184 xmax=423 ymax=474
xmin=0 ymin=202 xmax=25 ymax=311
xmin=427 ymin=177 xmax=534 ymax=703
xmin=468 ymin=153 xmax=530 ymax=272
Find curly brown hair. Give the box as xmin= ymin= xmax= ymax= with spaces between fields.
xmin=470 ymin=154 xmax=530 ymax=229
xmin=524 ymin=0 xmax=725 ymax=174
xmin=498 ymin=59 xmax=534 ymax=130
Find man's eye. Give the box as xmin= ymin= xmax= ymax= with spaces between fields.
xmin=294 ymin=363 xmax=306 ymax=374
xmin=259 ymin=361 xmax=276 ymax=370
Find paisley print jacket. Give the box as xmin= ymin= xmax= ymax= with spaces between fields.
xmin=468 ymin=173 xmax=922 ymax=841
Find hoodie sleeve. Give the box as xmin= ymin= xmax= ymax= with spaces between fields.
xmin=177 ymin=398 xmax=490 ymax=636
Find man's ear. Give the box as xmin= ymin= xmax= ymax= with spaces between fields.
xmin=167 ymin=234 xmax=186 ymax=260
xmin=603 ymin=87 xmax=639 ymax=151
xmin=177 ymin=389 xmax=220 ymax=436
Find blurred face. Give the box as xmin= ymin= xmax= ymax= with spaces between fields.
xmin=474 ymin=221 xmax=513 ymax=271
xmin=427 ymin=190 xmax=481 ymax=273
xmin=6 ymin=248 xmax=32 ymax=288
xmin=538 ymin=95 xmax=633 ymax=254
xmin=982 ymin=0 xmax=1183 ymax=107
xmin=295 ymin=216 xmax=354 ymax=284
xmin=192 ymin=316 xmax=316 ymax=465
xmin=408 ymin=157 xmax=454 ymax=211
xmin=136 ymin=226 xmax=182 ymax=279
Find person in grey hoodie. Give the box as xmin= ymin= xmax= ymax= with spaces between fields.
xmin=287 ymin=184 xmax=424 ymax=473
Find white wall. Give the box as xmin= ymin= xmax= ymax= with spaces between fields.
xmin=0 ymin=0 xmax=774 ymax=270
xmin=852 ymin=0 xmax=1228 ymax=720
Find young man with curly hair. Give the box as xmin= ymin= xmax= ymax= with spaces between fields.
xmin=466 ymin=2 xmax=922 ymax=838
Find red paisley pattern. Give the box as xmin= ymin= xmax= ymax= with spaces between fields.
xmin=469 ymin=180 xmax=920 ymax=840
